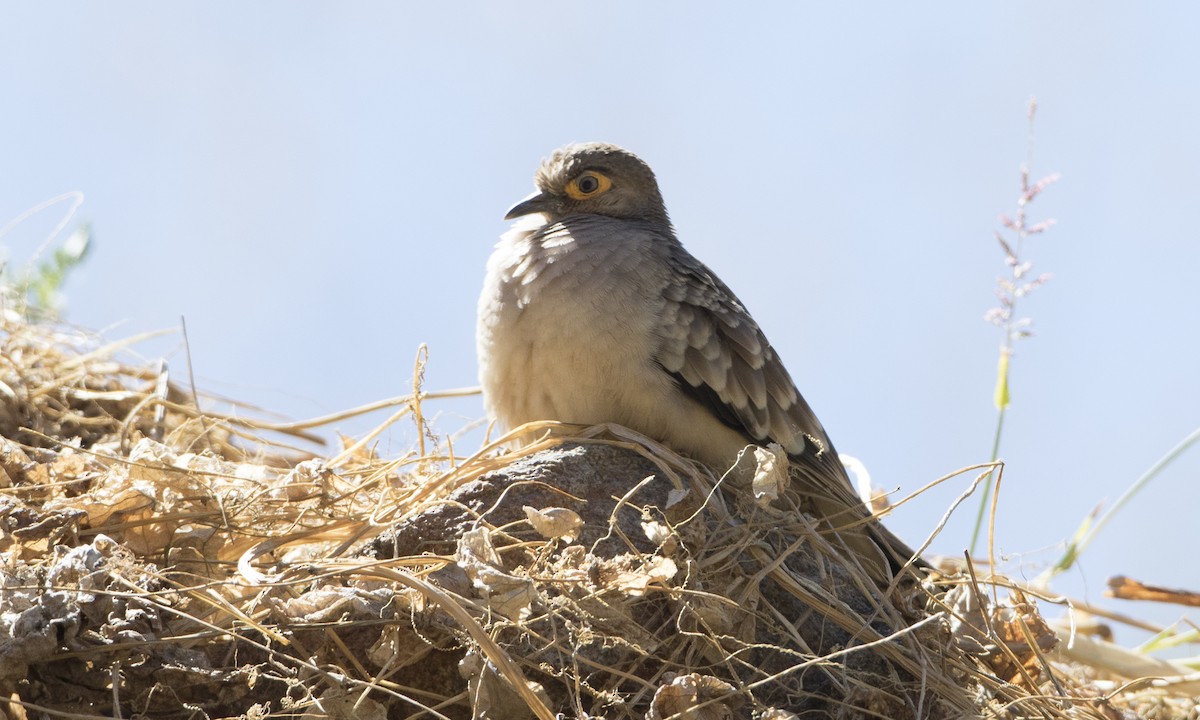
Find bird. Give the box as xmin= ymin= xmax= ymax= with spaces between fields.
xmin=476 ymin=142 xmax=921 ymax=585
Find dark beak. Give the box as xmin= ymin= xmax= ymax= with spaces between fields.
xmin=504 ymin=191 xmax=556 ymax=220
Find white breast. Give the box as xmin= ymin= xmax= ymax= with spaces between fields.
xmin=478 ymin=216 xmax=670 ymax=431
xmin=477 ymin=215 xmax=758 ymax=471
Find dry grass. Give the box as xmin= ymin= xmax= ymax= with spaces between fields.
xmin=0 ymin=316 xmax=1196 ymax=720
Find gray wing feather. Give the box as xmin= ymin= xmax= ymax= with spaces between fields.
xmin=656 ymin=249 xmax=836 ymax=464
xmin=656 ymin=247 xmax=925 ymax=580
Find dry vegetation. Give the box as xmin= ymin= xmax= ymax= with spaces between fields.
xmin=0 ymin=315 xmax=1196 ymax=720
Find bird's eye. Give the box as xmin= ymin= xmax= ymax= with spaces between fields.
xmin=566 ymin=172 xmax=612 ymax=200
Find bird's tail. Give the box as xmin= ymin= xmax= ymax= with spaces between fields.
xmin=787 ymin=462 xmax=928 ymax=589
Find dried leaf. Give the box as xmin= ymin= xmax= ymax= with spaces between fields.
xmin=666 ymin=487 xmax=690 ymax=508
xmin=456 ymin=528 xmax=536 ymax=622
xmin=641 ymin=519 xmax=678 ymax=555
xmin=522 ymin=505 xmax=582 ymax=541
xmin=945 ymin=583 xmax=993 ymax=656
xmin=647 ymin=673 xmax=741 ymax=720
xmin=367 ymin=622 xmax=433 ymax=670
xmin=459 ymin=649 xmax=548 ymax=720
xmin=302 ymin=689 xmax=387 ymax=720
xmin=751 ymin=443 xmax=788 ymax=507
xmin=598 ymin=555 xmax=678 ymax=597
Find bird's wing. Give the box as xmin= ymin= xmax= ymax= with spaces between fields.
xmin=655 ymin=250 xmax=845 ymax=476
xmin=655 ymin=249 xmax=922 ymax=581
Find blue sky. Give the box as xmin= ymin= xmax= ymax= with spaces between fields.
xmin=4 ymin=3 xmax=1198 ymax=641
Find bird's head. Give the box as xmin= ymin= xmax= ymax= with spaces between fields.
xmin=505 ymin=142 xmax=670 ymax=226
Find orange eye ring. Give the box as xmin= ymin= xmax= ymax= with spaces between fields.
xmin=565 ymin=172 xmax=612 ymax=200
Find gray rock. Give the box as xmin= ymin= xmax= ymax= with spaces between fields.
xmin=364 ymin=442 xmax=966 ymax=719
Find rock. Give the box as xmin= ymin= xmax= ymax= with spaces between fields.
xmin=363 ymin=442 xmax=966 ymax=718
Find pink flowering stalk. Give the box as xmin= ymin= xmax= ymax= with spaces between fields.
xmin=970 ymin=98 xmax=1059 ymax=555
